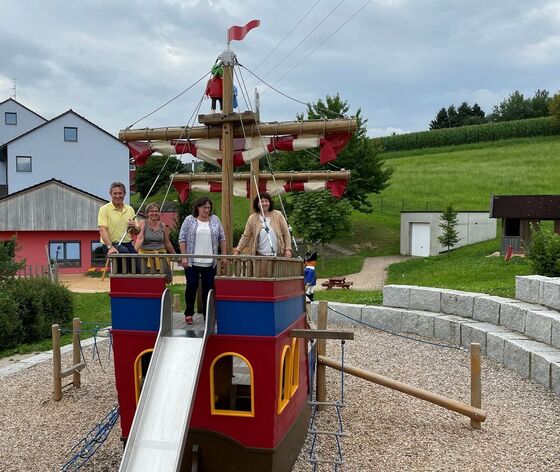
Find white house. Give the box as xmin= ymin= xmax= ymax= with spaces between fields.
xmin=0 ymin=98 xmax=47 ymax=196
xmin=0 ymin=107 xmax=129 ymax=201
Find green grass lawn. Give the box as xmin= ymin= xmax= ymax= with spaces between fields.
xmin=0 ymin=291 xmax=112 ymax=358
xmin=386 ymin=238 xmax=532 ymax=298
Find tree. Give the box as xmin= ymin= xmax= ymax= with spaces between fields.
xmin=430 ymin=107 xmax=449 ymax=129
xmin=429 ymin=102 xmax=488 ymax=129
xmin=437 ymin=205 xmax=460 ymax=253
xmin=488 ymin=90 xmax=551 ymax=122
xmin=447 ymin=105 xmax=458 ymax=128
xmin=168 ymin=195 xmax=193 ymax=253
xmin=290 ymin=191 xmax=351 ymax=261
xmin=549 ymin=92 xmax=560 ymax=130
xmin=135 ymin=155 xmax=185 ymax=199
xmin=457 ymin=102 xmax=473 ymax=127
xmin=529 ymin=89 xmax=551 ymax=118
xmin=0 ymin=238 xmax=24 ymax=285
xmin=273 ymin=94 xmax=393 ymax=213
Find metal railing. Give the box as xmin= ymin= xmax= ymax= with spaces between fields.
xmin=109 ymin=254 xmax=303 ymax=280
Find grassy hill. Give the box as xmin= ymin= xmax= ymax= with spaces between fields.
xmin=130 ymin=136 xmax=560 ymax=281
xmin=332 ymin=136 xmax=560 ymax=255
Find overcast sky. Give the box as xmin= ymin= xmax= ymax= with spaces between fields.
xmin=1 ymin=0 xmax=560 ymax=138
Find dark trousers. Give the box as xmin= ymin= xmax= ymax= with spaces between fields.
xmin=184 ymin=265 xmax=216 ymax=317
xmin=211 ymin=97 xmax=223 ymax=110
xmin=103 ymin=242 xmax=138 ymax=273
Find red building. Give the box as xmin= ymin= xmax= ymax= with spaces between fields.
xmin=0 ymin=179 xmax=108 ymax=274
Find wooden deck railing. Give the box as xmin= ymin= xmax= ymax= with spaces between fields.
xmin=109 ymin=254 xmax=303 ymax=280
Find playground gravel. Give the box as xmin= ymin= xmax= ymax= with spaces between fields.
xmin=1 ymin=327 xmax=560 ymax=471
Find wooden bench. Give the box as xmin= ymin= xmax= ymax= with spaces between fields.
xmin=321 ymin=277 xmax=353 ymax=290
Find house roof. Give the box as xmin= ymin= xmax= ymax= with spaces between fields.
xmin=0 ymin=109 xmax=126 ymax=149
xmin=490 ymin=195 xmax=560 ymax=219
xmin=0 ymin=178 xmax=108 ymax=203
xmin=0 ymin=179 xmax=108 ymax=231
xmin=0 ymin=97 xmax=47 ymax=121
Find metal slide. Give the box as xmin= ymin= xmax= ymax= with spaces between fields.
xmin=119 ymin=289 xmax=215 ymax=472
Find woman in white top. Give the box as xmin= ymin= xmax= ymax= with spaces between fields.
xmin=178 ymin=196 xmax=226 ymax=324
xmin=233 ymin=192 xmax=292 ymax=257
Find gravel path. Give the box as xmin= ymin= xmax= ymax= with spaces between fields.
xmin=1 ymin=326 xmax=559 ymax=471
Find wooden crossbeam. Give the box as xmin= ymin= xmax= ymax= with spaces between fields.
xmin=174 ymin=170 xmax=350 ymax=183
xmin=290 ymin=329 xmax=354 ymax=340
xmin=118 ymin=118 xmax=357 ymax=142
xmin=60 ymin=362 xmax=86 ymax=379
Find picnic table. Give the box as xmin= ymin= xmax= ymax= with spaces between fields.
xmin=321 ymin=276 xmax=353 ymax=290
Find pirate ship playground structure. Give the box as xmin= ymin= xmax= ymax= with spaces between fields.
xmin=110 ymin=21 xmax=358 ymax=472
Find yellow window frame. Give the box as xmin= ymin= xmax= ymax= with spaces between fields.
xmin=290 ymin=338 xmax=300 ymax=396
xmin=133 ymin=348 xmax=154 ymax=404
xmin=210 ymin=352 xmax=255 ymax=418
xmin=277 ymin=344 xmax=292 ymax=414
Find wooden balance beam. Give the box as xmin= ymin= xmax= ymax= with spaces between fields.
xmin=318 ymin=355 xmax=487 ymax=423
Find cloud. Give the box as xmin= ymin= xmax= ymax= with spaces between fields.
xmin=1 ymin=1 xmax=560 ymax=137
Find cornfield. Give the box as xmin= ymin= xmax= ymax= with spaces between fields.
xmin=377 ymin=117 xmax=559 ymax=152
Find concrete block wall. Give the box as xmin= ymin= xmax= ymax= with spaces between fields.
xmin=307 ymin=279 xmax=560 ymax=396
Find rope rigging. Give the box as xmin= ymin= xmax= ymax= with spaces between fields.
xmin=127 ymin=72 xmax=210 ymax=129
xmin=234 ymin=64 xmax=300 ymax=257
xmin=327 ymin=305 xmax=469 ymax=352
xmin=252 ymin=0 xmax=324 ymax=72
xmin=269 ymin=0 xmax=373 ymax=89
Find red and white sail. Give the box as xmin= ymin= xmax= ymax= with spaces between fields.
xmin=127 ymin=133 xmax=351 ymax=167
xmin=172 ymin=178 xmax=348 ymax=203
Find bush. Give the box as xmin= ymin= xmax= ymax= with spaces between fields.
xmin=377 ymin=116 xmax=559 ymax=152
xmin=0 ymin=293 xmax=23 ymax=350
xmin=3 ymin=278 xmax=73 ymax=343
xmin=525 ymin=225 xmax=560 ymax=276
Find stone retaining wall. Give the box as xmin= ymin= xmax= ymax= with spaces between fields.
xmin=309 ymin=277 xmax=560 ymax=396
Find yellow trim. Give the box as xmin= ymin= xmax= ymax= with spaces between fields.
xmin=133 ymin=349 xmax=154 ymax=404
xmin=210 ymin=352 xmax=255 ymax=418
xmin=290 ymin=338 xmax=300 ymax=396
xmin=277 ymin=344 xmax=292 ymax=414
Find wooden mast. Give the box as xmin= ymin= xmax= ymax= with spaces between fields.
xmin=118 ymin=49 xmax=358 ymax=251
xmin=220 ymin=51 xmax=235 ymax=253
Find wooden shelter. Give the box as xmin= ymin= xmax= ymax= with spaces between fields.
xmin=490 ymin=195 xmax=560 ymax=254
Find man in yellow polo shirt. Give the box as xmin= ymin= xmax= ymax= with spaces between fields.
xmin=98 ymin=182 xmax=140 ymax=256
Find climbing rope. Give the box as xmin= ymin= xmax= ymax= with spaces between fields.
xmin=59 ymin=405 xmax=119 ymax=471
xmin=327 ymin=305 xmax=469 ymax=352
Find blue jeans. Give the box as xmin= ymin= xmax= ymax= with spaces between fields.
xmin=184 ymin=265 xmax=216 ymax=317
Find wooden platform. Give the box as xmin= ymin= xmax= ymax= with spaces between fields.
xmin=198 ymin=111 xmax=257 ymax=126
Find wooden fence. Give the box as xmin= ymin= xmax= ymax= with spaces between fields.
xmin=108 ymin=254 xmax=303 ymax=280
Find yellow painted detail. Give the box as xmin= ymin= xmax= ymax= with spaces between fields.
xmin=210 ymin=352 xmax=255 ymax=418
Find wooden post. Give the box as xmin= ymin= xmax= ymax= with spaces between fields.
xmin=221 ymin=62 xmax=234 ymax=253
xmin=72 ymin=318 xmax=81 ymax=389
xmin=249 ymin=159 xmax=259 ymax=212
xmin=470 ymin=343 xmax=482 ymax=429
xmin=316 ymin=301 xmax=328 ymax=411
xmin=52 ymin=324 xmax=62 ymax=401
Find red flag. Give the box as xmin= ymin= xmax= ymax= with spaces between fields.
xmin=228 ymin=20 xmax=260 ymax=42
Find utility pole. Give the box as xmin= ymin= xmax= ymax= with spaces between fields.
xmin=11 ymin=76 xmax=16 ymax=100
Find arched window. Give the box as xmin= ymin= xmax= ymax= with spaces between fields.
xmin=133 ymin=349 xmax=153 ymax=404
xmin=210 ymin=353 xmax=254 ymax=417
xmin=277 ymin=345 xmax=292 ymax=414
xmin=290 ymin=338 xmax=300 ymax=396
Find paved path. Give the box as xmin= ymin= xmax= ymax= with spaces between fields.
xmin=316 ymin=255 xmax=411 ymax=291
xmin=61 ymin=256 xmax=412 ymax=293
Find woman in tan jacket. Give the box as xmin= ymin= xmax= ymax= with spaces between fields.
xmin=233 ymin=192 xmax=292 ymax=257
